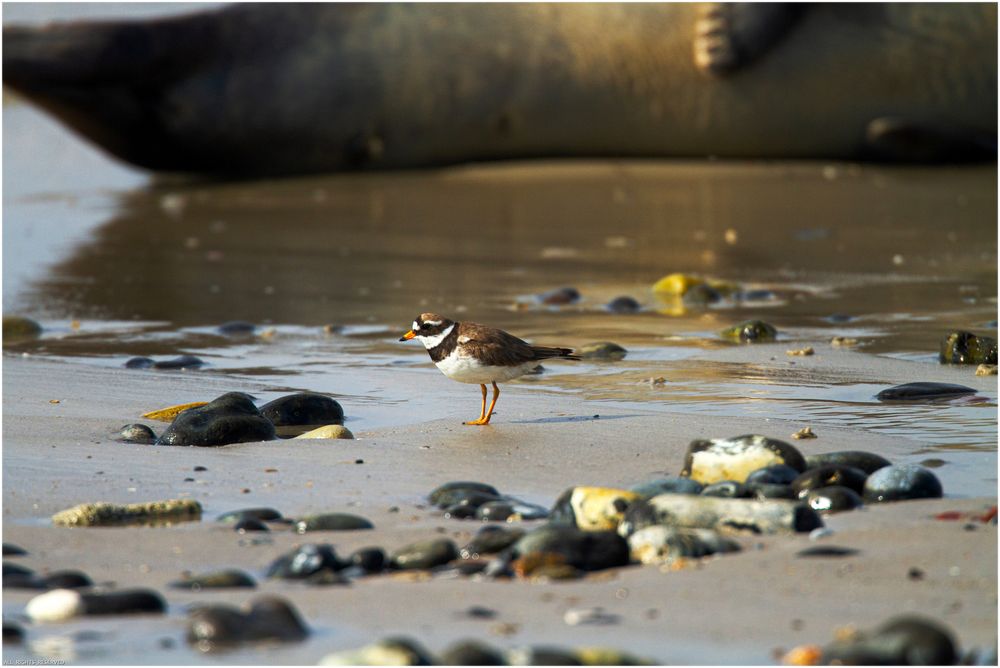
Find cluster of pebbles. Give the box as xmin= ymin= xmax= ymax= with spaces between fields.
xmin=7 ymin=429 xmax=990 ymax=664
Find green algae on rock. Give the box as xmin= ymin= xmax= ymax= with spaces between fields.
xmin=939 ymin=331 xmax=997 ymax=365
xmin=52 ymin=499 xmax=202 ymax=527
xmin=719 ymin=319 xmax=778 ymax=342
xmin=2 ymin=316 xmax=42 ymax=343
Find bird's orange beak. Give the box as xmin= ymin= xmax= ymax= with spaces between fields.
xmin=399 ymin=330 xmax=416 ymax=342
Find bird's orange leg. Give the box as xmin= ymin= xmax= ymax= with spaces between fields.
xmin=464 ymin=382 xmax=499 ymax=426
xmin=463 ymin=384 xmax=488 ymax=425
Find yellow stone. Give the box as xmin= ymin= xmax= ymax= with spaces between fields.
xmin=142 ymin=401 xmax=208 ymax=421
xmin=651 ymin=273 xmax=704 ymax=296
xmin=294 ymin=425 xmax=355 ymax=439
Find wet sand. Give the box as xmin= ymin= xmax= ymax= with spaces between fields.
xmin=3 ymin=346 xmax=996 ymax=664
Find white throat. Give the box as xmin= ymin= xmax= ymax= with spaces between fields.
xmin=419 ymin=323 xmax=455 ymax=349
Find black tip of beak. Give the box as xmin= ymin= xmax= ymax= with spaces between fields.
xmin=398 ymin=336 xmax=408 ymax=342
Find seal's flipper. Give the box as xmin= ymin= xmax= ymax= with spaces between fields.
xmin=863 ymin=117 xmax=997 ymax=163
xmin=694 ymin=3 xmax=804 ymax=77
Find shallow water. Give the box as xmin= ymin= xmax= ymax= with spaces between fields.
xmin=4 ymin=82 xmax=998 ymax=470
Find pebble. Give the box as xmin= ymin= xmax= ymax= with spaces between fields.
xmin=700 ymin=481 xmax=749 ymax=498
xmin=605 ymin=296 xmax=641 ymax=313
xmin=682 ymin=283 xmax=723 ymax=306
xmin=319 ymin=637 xmax=435 ymax=665
xmin=538 ymin=287 xmax=581 ymax=305
xmin=863 ymin=465 xmax=943 ymax=502
xmin=26 ymin=588 xmax=165 ymax=622
xmin=745 ymin=482 xmax=796 ymax=500
xmin=217 ymin=507 xmax=283 ymax=523
xmin=429 ymin=481 xmax=501 ymax=508
xmin=260 ymin=393 xmax=344 ymax=427
xmin=347 ymin=547 xmax=386 ymax=574
xmin=440 ymin=639 xmax=507 ymax=665
xmin=817 ymin=614 xmax=957 ymax=665
xmin=2 ymin=621 xmax=24 ymax=644
xmin=234 ymin=518 xmax=270 ymax=533
xmin=630 ymin=476 xmax=704 ymax=498
xmin=627 ymin=526 xmax=740 ymax=564
xmin=939 ymin=331 xmax=997 ymax=365
xmin=804 ymin=451 xmax=891 ymax=475
xmin=117 ymin=423 xmax=156 ymax=444
xmin=2 ymin=315 xmax=42 ymax=342
xmin=791 ymin=426 xmax=817 ymax=440
xmin=41 ymin=570 xmax=93 ymax=590
xmin=652 ymin=273 xmax=705 ymax=296
xmin=157 ymin=392 xmax=276 ymax=446
xmin=444 ymin=504 xmax=480 ymax=520
xmin=506 ymin=647 xmax=583 ymax=665
xmin=187 ymin=596 xmax=308 ymax=649
xmin=510 ymin=526 xmax=629 ymax=572
xmin=266 ymin=544 xmax=344 ymax=579
xmin=124 ymin=357 xmax=155 ymax=369
xmin=975 ymin=363 xmax=998 ymax=376
xmin=549 ymin=487 xmax=639 ymax=531
xmin=294 ymin=513 xmax=374 ymax=533
xmin=806 ymin=486 xmax=864 ymax=514
xmin=876 ymin=382 xmax=976 ymax=401
xmin=786 ymin=347 xmax=814 ymax=356
xmin=217 ymin=321 xmax=256 ymax=336
xmin=294 ymin=425 xmax=354 ymax=439
xmin=564 ymin=607 xmax=620 ymax=626
xmin=390 ymin=538 xmax=459 ymax=570
xmin=577 ymin=342 xmax=627 ymax=361
xmin=2 ymin=544 xmax=27 ymax=557
xmin=790 ymin=465 xmax=868 ymax=498
xmin=474 ymin=501 xmax=516 ymax=522
xmin=152 ymin=354 xmax=205 ymax=370
xmin=796 ymin=545 xmax=860 ymax=558
xmin=169 ymin=569 xmax=256 ymax=590
xmin=461 ymin=526 xmax=525 ymax=559
xmin=719 ymin=320 xmax=777 ymax=342
xmin=620 ymin=494 xmax=823 ymax=536
xmin=831 ymin=336 xmax=859 ymax=347
xmin=745 ymin=464 xmax=801 ymax=486
xmin=52 ymin=499 xmax=201 ymax=527
xmin=680 ymin=434 xmax=806 ymax=485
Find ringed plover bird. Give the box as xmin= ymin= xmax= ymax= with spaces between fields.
xmin=399 ymin=313 xmax=579 ymax=425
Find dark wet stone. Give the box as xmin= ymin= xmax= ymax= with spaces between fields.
xmin=429 ymin=481 xmax=501 ymax=508
xmin=735 ymin=289 xmax=777 ymax=302
xmin=169 ymin=569 xmax=256 ymax=590
xmin=390 ymin=538 xmax=459 ymax=570
xmin=681 ymin=434 xmax=806 ymax=485
xmin=118 ymin=423 xmax=156 ymax=444
xmin=746 ymin=482 xmax=796 ymax=500
xmin=3 ymin=621 xmax=24 ymax=644
xmin=3 ymin=316 xmax=42 ymax=342
xmin=266 ymin=544 xmax=344 ymax=579
xmin=538 ymin=287 xmax=581 ymax=305
xmin=444 ymin=504 xmax=480 ymax=520
xmin=443 ymin=560 xmax=491 ymax=577
xmin=348 ymin=547 xmax=386 ymax=574
xmin=863 ymin=464 xmax=943 ymax=503
xmin=217 ymin=507 xmax=283 ymax=523
xmin=475 ymin=501 xmax=516 ymax=522
xmin=194 ymin=465 xmax=208 ymax=471
xmin=804 ymin=451 xmax=892 ymax=475
xmin=631 ymin=477 xmax=703 ymax=499
xmin=462 ymin=606 xmax=498 ymax=620
xmin=43 ymin=570 xmax=93 ymax=589
xmin=157 ymin=392 xmax=275 ymax=446
xmin=441 ymin=639 xmax=507 ymax=665
xmin=505 ymin=499 xmax=550 ymax=520
xmin=2 ymin=544 xmax=26 ymax=557
xmin=876 ymin=382 xmax=977 ymax=401
xmin=700 ymin=481 xmax=749 ymax=498
xmin=919 ymin=458 xmax=947 ymax=468
xmin=234 ymin=518 xmax=270 ymax=533
xmin=304 ymin=570 xmax=349 ymax=586
xmin=606 ymin=296 xmax=641 ymax=313
xmin=80 ymin=589 xmax=166 ymax=615
xmin=217 ymin=321 xmax=257 ymax=336
xmin=790 ymin=465 xmax=868 ymax=498
xmin=719 ymin=320 xmax=777 ymax=342
xmin=3 ymin=573 xmax=45 ymax=589
xmin=187 ymin=596 xmax=308 ymax=648
xmin=511 ymin=527 xmax=629 ymax=572
xmin=939 ymin=331 xmax=998 ymax=365
xmin=745 ymin=464 xmax=801 ymax=486
xmin=806 ymin=486 xmax=864 ymax=514
xmin=295 ymin=513 xmax=374 ymax=533
xmin=153 ymin=354 xmax=205 ymax=370
xmin=821 ymin=614 xmax=957 ymax=665
xmin=796 ymin=545 xmax=860 ymax=558
xmin=682 ymin=283 xmax=722 ymax=306
xmin=461 ymin=526 xmax=526 ymax=559
xmin=578 ymin=342 xmax=627 ymax=361
xmin=124 ymin=357 xmax=155 ymax=369
xmin=440 ymin=490 xmax=504 ymax=511
xmin=3 ymin=562 xmax=32 ymax=577
xmin=259 ymin=393 xmax=344 ymax=426
xmin=514 ymin=647 xmax=583 ymax=665
xmin=825 ymin=313 xmax=855 ymax=323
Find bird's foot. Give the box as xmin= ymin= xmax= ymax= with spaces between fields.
xmin=462 ymin=417 xmax=492 ymax=426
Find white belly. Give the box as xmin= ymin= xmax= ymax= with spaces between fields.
xmin=435 ymin=351 xmax=534 ymax=384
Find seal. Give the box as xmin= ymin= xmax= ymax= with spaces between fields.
xmin=3 ymin=3 xmax=995 ymax=175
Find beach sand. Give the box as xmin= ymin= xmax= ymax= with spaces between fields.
xmin=2 ymin=345 xmax=996 ymax=664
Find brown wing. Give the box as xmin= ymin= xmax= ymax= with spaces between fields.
xmin=458 ymin=322 xmax=578 ymax=366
